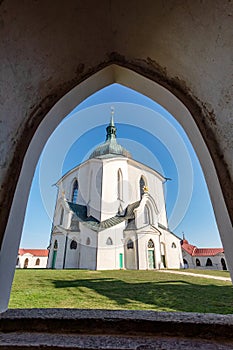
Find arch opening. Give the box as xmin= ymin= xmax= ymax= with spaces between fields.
xmin=0 ymin=64 xmax=232 ymax=312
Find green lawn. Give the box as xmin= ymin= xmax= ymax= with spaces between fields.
xmin=177 ymin=269 xmax=231 ymax=277
xmin=9 ymin=269 xmax=233 ymax=314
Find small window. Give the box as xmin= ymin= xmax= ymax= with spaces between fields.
xmin=148 ymin=239 xmax=154 ymax=248
xmin=127 ymin=239 xmax=134 ymax=249
xmin=171 ymin=242 xmax=176 ymax=248
xmin=72 ymin=180 xmax=78 ymax=203
xmin=86 ymin=237 xmax=91 ymax=246
xmin=54 ymin=240 xmax=58 ymax=250
xmin=206 ymin=258 xmax=213 ymax=266
xmin=59 ymin=207 xmax=64 ymax=225
xmin=196 ymin=258 xmax=201 ymax=266
xmin=106 ymin=237 xmax=113 ymax=245
xmin=70 ymin=240 xmax=77 ymax=250
xmin=35 ymin=258 xmax=40 ymax=266
xmin=117 ymin=169 xmax=123 ymax=201
xmin=140 ymin=176 xmax=146 ymax=199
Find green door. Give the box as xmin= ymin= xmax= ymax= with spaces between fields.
xmin=148 ymin=250 xmax=155 ymax=269
xmin=52 ymin=250 xmax=57 ymax=269
xmin=119 ymin=253 xmax=123 ymax=269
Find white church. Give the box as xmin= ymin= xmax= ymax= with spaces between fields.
xmin=47 ymin=115 xmax=183 ymax=270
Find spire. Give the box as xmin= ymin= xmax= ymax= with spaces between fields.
xmin=106 ymin=106 xmax=117 ymax=141
xmin=110 ymin=106 xmax=115 ymax=126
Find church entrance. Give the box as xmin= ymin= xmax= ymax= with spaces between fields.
xmin=52 ymin=240 xmax=58 ymax=269
xmin=148 ymin=239 xmax=155 ymax=269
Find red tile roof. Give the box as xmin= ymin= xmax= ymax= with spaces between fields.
xmin=181 ymin=240 xmax=224 ymax=257
xmin=18 ymin=249 xmax=48 ymax=257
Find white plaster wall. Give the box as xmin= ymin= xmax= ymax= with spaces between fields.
xmin=137 ymin=231 xmax=161 ymax=270
xmin=101 ymin=158 xmax=129 ymax=221
xmin=127 ymin=161 xmax=167 ymax=227
xmin=53 ymin=199 xmax=72 ymax=229
xmin=64 ymin=233 xmax=80 ymax=268
xmin=97 ymin=225 xmax=125 ymax=270
xmin=79 ymin=225 xmax=97 ymax=270
xmin=124 ymin=232 xmax=138 ymax=270
xmin=17 ymin=255 xmax=47 ymax=269
xmin=56 ymin=159 xmax=103 ymax=222
xmin=162 ymin=231 xmax=183 ymax=269
xmin=48 ymin=233 xmax=66 ymax=269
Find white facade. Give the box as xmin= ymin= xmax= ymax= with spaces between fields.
xmin=17 ymin=249 xmax=48 ymax=269
xmin=47 ymin=118 xmax=183 ymax=270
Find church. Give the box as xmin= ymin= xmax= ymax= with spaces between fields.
xmin=47 ymin=115 xmax=183 ymax=270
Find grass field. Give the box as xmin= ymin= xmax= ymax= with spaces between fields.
xmin=9 ymin=269 xmax=233 ymax=314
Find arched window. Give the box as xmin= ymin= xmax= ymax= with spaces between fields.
xmin=24 ymin=258 xmax=29 ymax=269
xmin=117 ymin=169 xmax=123 ymax=201
xmin=72 ymin=180 xmax=78 ymax=203
xmin=35 ymin=258 xmax=40 ymax=266
xmin=86 ymin=237 xmax=91 ymax=246
xmin=140 ymin=176 xmax=146 ymax=199
xmin=70 ymin=240 xmax=77 ymax=250
xmin=171 ymin=242 xmax=176 ymax=248
xmin=206 ymin=258 xmax=213 ymax=266
xmin=148 ymin=239 xmax=154 ymax=248
xmin=59 ymin=207 xmax=64 ymax=225
xmin=196 ymin=258 xmax=201 ymax=266
xmin=16 ymin=258 xmax=19 ymax=266
xmin=144 ymin=205 xmax=150 ymax=224
xmin=127 ymin=239 xmax=134 ymax=249
xmin=183 ymin=259 xmax=189 ymax=268
xmin=106 ymin=237 xmax=113 ymax=245
xmin=54 ymin=240 xmax=58 ymax=250
xmin=221 ymin=258 xmax=227 ymax=270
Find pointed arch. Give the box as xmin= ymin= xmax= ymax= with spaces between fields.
xmin=35 ymin=258 xmax=40 ymax=266
xmin=117 ymin=169 xmax=123 ymax=201
xmin=1 ymin=64 xmax=232 ymax=312
xmin=127 ymin=239 xmax=134 ymax=249
xmin=71 ymin=180 xmax=78 ymax=203
xmin=59 ymin=207 xmax=64 ymax=226
xmin=139 ymin=176 xmax=147 ymax=199
xmin=70 ymin=240 xmax=77 ymax=250
xmin=148 ymin=239 xmax=155 ymax=248
xmin=206 ymin=258 xmax=213 ymax=266
xmin=106 ymin=237 xmax=113 ymax=245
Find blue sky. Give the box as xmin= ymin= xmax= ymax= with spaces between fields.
xmin=20 ymin=84 xmax=222 ymax=248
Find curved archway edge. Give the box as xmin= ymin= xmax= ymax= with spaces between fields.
xmin=0 ymin=64 xmax=232 ymax=312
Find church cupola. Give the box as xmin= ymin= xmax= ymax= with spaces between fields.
xmin=89 ymin=109 xmax=132 ymax=159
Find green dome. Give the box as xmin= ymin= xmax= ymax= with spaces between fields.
xmin=89 ymin=117 xmax=132 ymax=159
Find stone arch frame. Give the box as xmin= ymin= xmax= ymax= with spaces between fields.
xmin=0 ymin=64 xmax=232 ymax=312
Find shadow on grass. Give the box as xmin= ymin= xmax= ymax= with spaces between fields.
xmin=52 ymin=278 xmax=233 ymax=313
